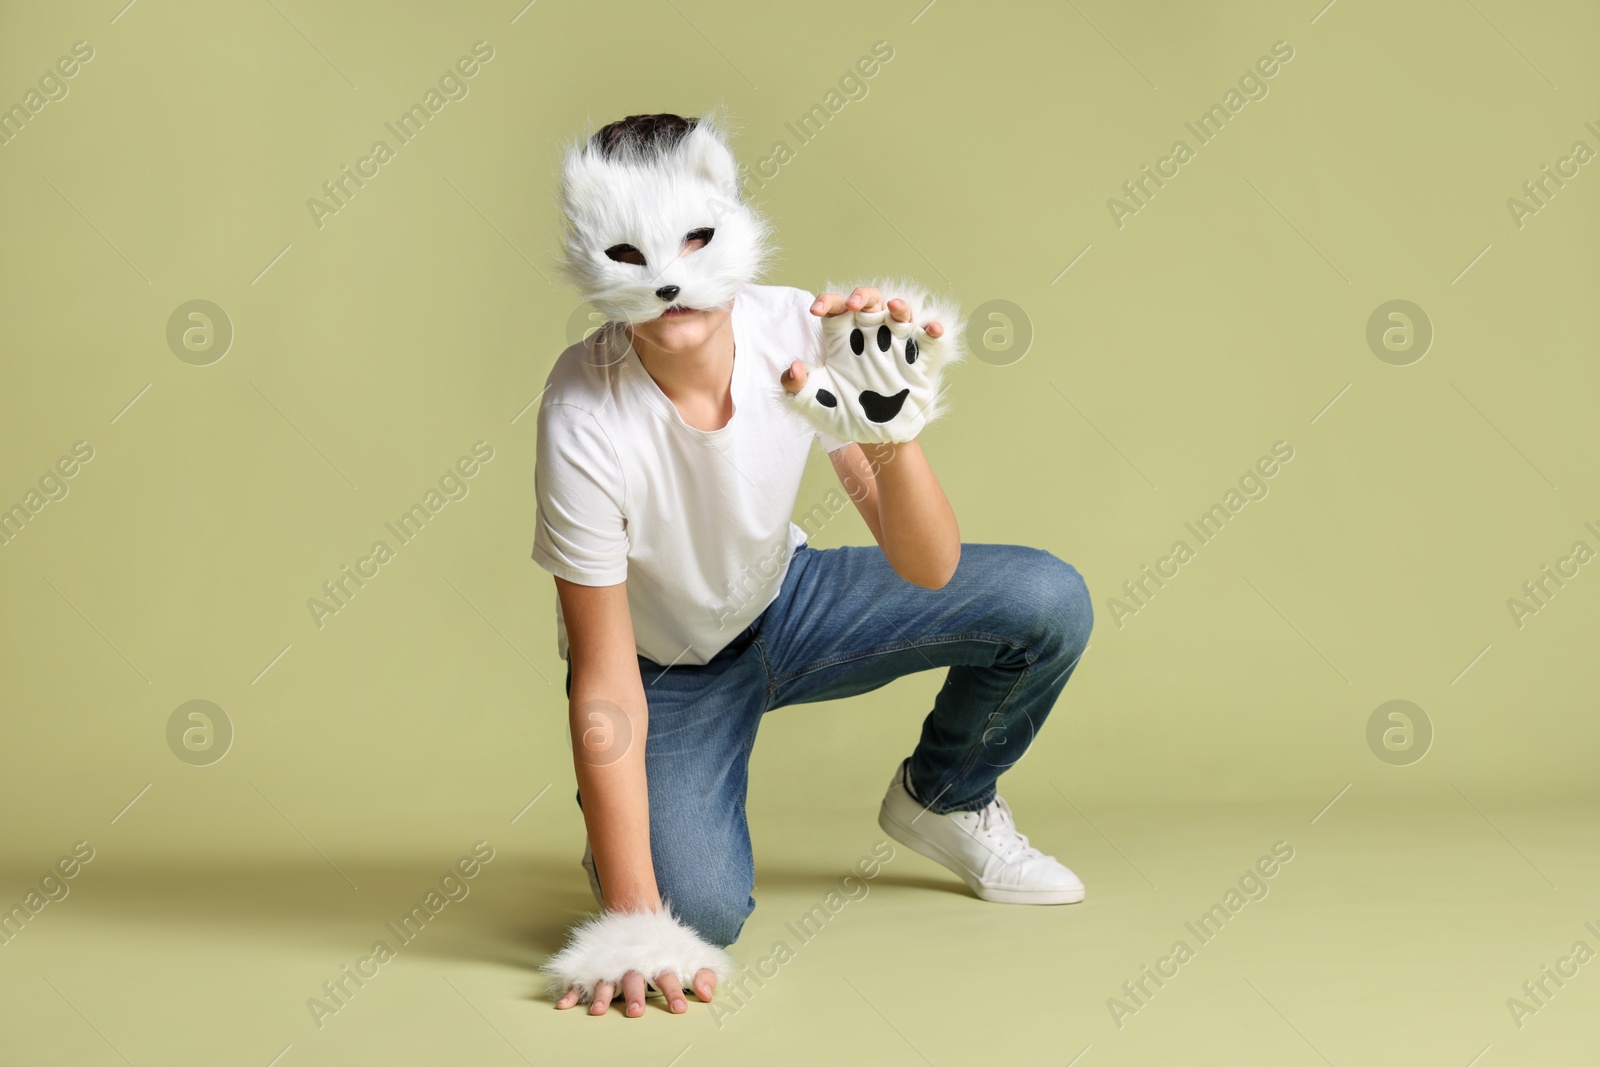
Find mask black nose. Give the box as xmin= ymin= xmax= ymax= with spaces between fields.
xmin=655 ymin=285 xmax=680 ymax=302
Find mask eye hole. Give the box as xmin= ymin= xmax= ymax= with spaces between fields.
xmin=605 ymin=244 xmax=646 ymax=266
xmin=682 ymin=228 xmax=715 ymax=253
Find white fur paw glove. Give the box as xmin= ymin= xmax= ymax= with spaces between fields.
xmin=542 ymin=906 xmax=734 ymax=1004
xmin=788 ymin=279 xmax=967 ymax=445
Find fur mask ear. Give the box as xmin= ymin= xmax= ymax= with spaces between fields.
xmin=678 ymin=120 xmax=739 ymax=197
xmin=556 ymin=109 xmax=775 ymax=325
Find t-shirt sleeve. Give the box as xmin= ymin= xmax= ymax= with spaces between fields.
xmin=531 ymin=402 xmax=629 ymax=586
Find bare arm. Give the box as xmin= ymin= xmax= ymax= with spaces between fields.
xmin=788 ymin=285 xmax=961 ymax=589
xmin=828 ymin=440 xmax=960 ymax=588
xmin=557 ymin=576 xmax=657 ymax=912
xmin=552 ymin=575 xmax=717 ymax=1015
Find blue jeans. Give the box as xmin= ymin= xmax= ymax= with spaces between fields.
xmin=565 ymin=541 xmax=1093 ymax=947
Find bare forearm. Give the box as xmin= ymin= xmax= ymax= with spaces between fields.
xmin=859 ymin=440 xmax=960 ymax=588
xmin=557 ymin=575 xmax=663 ymax=915
xmin=568 ymin=680 xmax=660 ymax=912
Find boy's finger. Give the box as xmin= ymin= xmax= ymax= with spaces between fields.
xmin=654 ymin=972 xmax=688 ymax=1013
xmin=810 ymin=293 xmax=848 ymax=316
xmin=848 ymin=286 xmax=882 ymax=311
xmin=693 ymin=967 xmax=718 ymax=1002
xmin=621 ymin=971 xmax=648 ymax=1017
xmin=887 ymin=298 xmax=914 ymax=323
xmin=781 ymin=361 xmax=808 ymax=394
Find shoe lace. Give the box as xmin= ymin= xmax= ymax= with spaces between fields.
xmin=974 ymin=795 xmax=1045 ymax=864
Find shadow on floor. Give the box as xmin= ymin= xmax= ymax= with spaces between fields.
xmin=0 ymin=851 xmax=970 ymax=995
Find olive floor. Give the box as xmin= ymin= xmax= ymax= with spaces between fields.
xmin=4 ymin=792 xmax=1595 ymax=1066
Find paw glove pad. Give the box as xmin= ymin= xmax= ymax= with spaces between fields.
xmin=788 ymin=278 xmax=967 ymax=445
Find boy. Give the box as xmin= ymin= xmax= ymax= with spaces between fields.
xmin=535 ymin=111 xmax=1093 ymax=1018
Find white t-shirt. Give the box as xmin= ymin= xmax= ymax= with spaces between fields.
xmin=531 ymin=283 xmax=851 ymax=666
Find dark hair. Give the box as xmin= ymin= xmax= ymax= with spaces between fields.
xmin=590 ymin=113 xmax=698 ymax=161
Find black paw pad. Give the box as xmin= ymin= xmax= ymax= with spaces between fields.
xmin=849 ymin=329 xmax=864 ymax=356
xmin=877 ymin=325 xmax=892 ymax=352
xmin=816 ymin=388 xmax=838 ymax=408
xmin=858 ymin=387 xmax=910 ymax=423
xmin=905 ymin=337 xmax=919 ymax=364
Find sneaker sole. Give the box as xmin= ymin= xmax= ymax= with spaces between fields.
xmin=580 ymin=845 xmax=604 ymax=908
xmin=878 ymin=802 xmax=1086 ymax=905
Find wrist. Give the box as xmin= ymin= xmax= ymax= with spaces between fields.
xmin=859 ymin=438 xmax=922 ymax=479
xmin=592 ymin=860 xmax=660 ymax=912
xmin=604 ymin=889 xmax=662 ymax=913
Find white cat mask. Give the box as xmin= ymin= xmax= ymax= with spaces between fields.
xmin=556 ymin=112 xmax=774 ymax=324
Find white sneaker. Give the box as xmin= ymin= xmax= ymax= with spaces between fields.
xmin=878 ymin=760 xmax=1086 ymax=905
xmin=580 ymin=840 xmax=604 ymax=906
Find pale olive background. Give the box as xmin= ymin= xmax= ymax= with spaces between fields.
xmin=1 ymin=1 xmax=1597 ymax=1064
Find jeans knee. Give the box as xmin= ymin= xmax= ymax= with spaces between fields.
xmin=663 ymin=885 xmax=753 ymax=948
xmin=1023 ymin=550 xmax=1093 ymax=660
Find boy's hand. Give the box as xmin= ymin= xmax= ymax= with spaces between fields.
xmin=543 ymin=907 xmax=732 ymax=1018
xmin=780 ymin=282 xmax=965 ymax=444
xmin=555 ymin=966 xmax=719 ymax=1017
xmin=782 ymin=286 xmax=946 ymax=394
